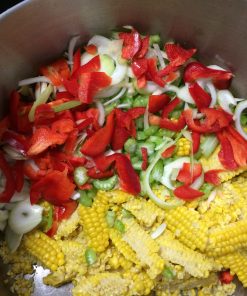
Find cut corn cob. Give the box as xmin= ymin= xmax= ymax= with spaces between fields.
xmin=108 ymin=248 xmax=133 ymax=270
xmin=123 ymin=270 xmax=154 ymax=295
xmin=78 ymin=192 xmax=109 ymax=252
xmin=23 ymin=231 xmax=65 ymax=272
xmin=122 ymin=218 xmax=165 ymax=279
xmin=157 ymin=230 xmax=220 ymax=278
xmin=206 ymin=219 xmax=247 ymax=257
xmin=122 ymin=198 xmax=165 ymax=227
xmin=72 ymin=272 xmax=130 ymax=296
xmin=176 ymin=137 xmax=191 ymax=156
xmin=54 ymin=209 xmax=80 ymax=240
xmin=98 ymin=189 xmax=133 ymax=204
xmin=165 ymin=206 xmax=208 ymax=251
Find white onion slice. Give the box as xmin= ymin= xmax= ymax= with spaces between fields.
xmin=190 ymin=172 xmax=204 ymax=190
xmin=18 ymin=76 xmax=51 ymax=86
xmin=117 ymin=104 xmax=130 ymax=109
xmin=205 ymin=82 xmax=217 ymax=107
xmin=234 ymin=100 xmax=247 ymax=140
xmin=127 ymin=66 xmax=135 ymax=78
xmin=163 ymin=84 xmax=180 ymax=94
xmin=176 ymin=84 xmax=194 ymax=104
xmin=208 ymin=64 xmax=227 ymax=71
xmin=87 ymin=35 xmax=111 ymax=54
xmin=71 ymin=192 xmax=81 ymax=200
xmin=181 ymin=130 xmax=192 ymax=142
xmin=153 ymin=44 xmax=166 ymax=69
xmin=5 ymin=226 xmax=23 ymax=252
xmin=217 ymin=90 xmax=236 ymax=114
xmin=207 ymin=189 xmax=217 ymax=205
xmin=8 ymin=199 xmax=43 ymax=235
xmin=68 ymin=35 xmax=80 ymax=66
xmin=103 ymin=87 xmax=126 ymax=106
xmin=171 ymin=168 xmax=180 ymax=181
xmin=10 ymin=182 xmax=29 ymax=202
xmin=151 ymin=223 xmax=167 ymax=239
xmin=161 ymin=157 xmax=190 ymax=190
xmin=95 ymin=100 xmax=105 ymax=126
xmin=2 ymin=145 xmax=26 ymax=160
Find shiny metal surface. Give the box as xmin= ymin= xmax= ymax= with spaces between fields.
xmin=0 ymin=0 xmax=247 ymax=295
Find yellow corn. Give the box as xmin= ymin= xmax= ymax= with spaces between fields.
xmin=23 ymin=231 xmax=65 ymax=272
xmin=176 ymin=137 xmax=191 ymax=156
xmin=98 ymin=189 xmax=133 ymax=204
xmin=217 ymin=251 xmax=247 ymax=287
xmin=165 ymin=206 xmax=208 ymax=251
xmin=54 ymin=209 xmax=80 ymax=240
xmin=72 ymin=272 xmax=130 ymax=296
xmin=200 ymin=146 xmax=246 ymax=183
xmin=123 ymin=270 xmax=154 ymax=295
xmin=198 ymin=282 xmax=236 ymax=296
xmin=157 ymin=230 xmax=220 ymax=278
xmin=78 ymin=193 xmax=109 ymax=252
xmin=122 ymin=218 xmax=165 ymax=279
xmin=122 ymin=198 xmax=165 ymax=227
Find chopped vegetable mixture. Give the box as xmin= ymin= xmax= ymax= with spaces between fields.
xmin=0 ymin=26 xmax=247 ymax=296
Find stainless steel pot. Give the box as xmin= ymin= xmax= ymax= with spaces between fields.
xmin=0 ymin=0 xmax=247 ymax=295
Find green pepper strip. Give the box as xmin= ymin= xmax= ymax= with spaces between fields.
xmin=52 ymin=100 xmax=81 ymax=113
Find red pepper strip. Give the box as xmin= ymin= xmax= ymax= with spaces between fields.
xmin=23 ymin=162 xmax=46 ymax=181
xmin=78 ymin=72 xmax=112 ymax=103
xmin=136 ymin=36 xmax=150 ymax=59
xmin=225 ymin=131 xmax=247 ymax=167
xmin=192 ymin=131 xmax=200 ymax=154
xmin=71 ymin=55 xmax=101 ymax=79
xmin=87 ymin=167 xmax=114 ymax=179
xmin=147 ymin=58 xmax=165 ymax=87
xmin=72 ymin=48 xmax=81 ymax=75
xmin=0 ymin=117 xmax=10 ymax=141
xmin=127 ymin=107 xmax=146 ymax=119
xmin=119 ymin=30 xmax=142 ymax=60
xmin=188 ymin=82 xmax=211 ymax=111
xmin=78 ymin=183 xmax=93 ymax=190
xmin=131 ymin=58 xmax=148 ymax=78
xmin=46 ymin=207 xmax=59 ymax=237
xmin=149 ymin=114 xmax=161 ymax=126
xmin=115 ymin=154 xmax=141 ymax=195
xmin=77 ymin=117 xmax=94 ymax=131
xmin=177 ymin=163 xmax=202 ymax=185
xmin=2 ymin=130 xmax=29 ymax=155
xmin=111 ymin=125 xmax=130 ymax=151
xmin=84 ymin=44 xmax=97 ymax=55
xmin=55 ymin=91 xmax=74 ymax=100
xmin=160 ymin=116 xmax=186 ymax=131
xmin=184 ymin=62 xmax=233 ymax=89
xmin=34 ymin=104 xmax=56 ymax=126
xmin=81 ymin=111 xmax=115 ymax=157
xmin=204 ymin=169 xmax=224 ymax=185
xmin=173 ymin=185 xmax=204 ymax=201
xmin=56 ymin=200 xmax=78 ymax=222
xmin=162 ymin=97 xmax=181 ymax=118
xmin=9 ymin=90 xmax=20 ymax=129
xmin=93 ymin=154 xmax=117 ymax=172
xmin=68 ymin=156 xmax=86 ymax=167
xmin=0 ymin=152 xmax=15 ymax=202
xmin=227 ymin=125 xmax=247 ymax=146
xmin=219 ymin=270 xmax=234 ymax=284
xmin=141 ymin=147 xmax=148 ymax=170
xmin=64 ymin=129 xmax=78 ymax=155
xmin=17 ymin=104 xmax=33 ymax=133
xmin=40 ymin=59 xmax=70 ymax=86
xmin=51 ymin=118 xmax=75 ymax=134
xmin=76 ymin=108 xmax=100 ymax=130
xmin=13 ymin=161 xmax=24 ymax=192
xmin=137 ymin=75 xmax=147 ymax=89
xmin=161 ymin=145 xmax=176 ymax=158
xmin=217 ymin=131 xmax=238 ymax=170
xmin=30 ymin=170 xmax=75 ymax=205
xmin=148 ymin=94 xmax=170 ymax=113
xmin=63 ymin=79 xmax=80 ymax=97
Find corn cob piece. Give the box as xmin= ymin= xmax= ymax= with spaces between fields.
xmin=122 ymin=218 xmax=165 ymax=279
xmin=165 ymin=206 xmax=208 ymax=251
xmin=108 ymin=248 xmax=133 ymax=270
xmin=123 ymin=270 xmax=154 ymax=296
xmin=200 ymin=146 xmax=246 ymax=183
xmin=98 ymin=189 xmax=133 ymax=204
xmin=54 ymin=209 xmax=80 ymax=240
xmin=78 ymin=193 xmax=109 ymax=252
xmin=23 ymin=231 xmax=64 ymax=272
xmin=109 ymin=228 xmax=140 ymax=265
xmin=176 ymin=137 xmax=191 ymax=156
xmin=122 ymin=198 xmax=165 ymax=227
xmin=72 ymin=272 xmax=130 ymax=296
xmin=157 ymin=230 xmax=220 ymax=278
xmin=206 ymin=219 xmax=247 ymax=257
xmin=43 ymin=240 xmax=87 ymax=287
xmin=198 ymin=282 xmax=236 ymax=296
xmin=217 ymin=251 xmax=247 ymax=287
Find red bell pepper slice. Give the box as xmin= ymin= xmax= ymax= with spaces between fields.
xmin=141 ymin=147 xmax=148 ymax=170
xmin=137 ymin=75 xmax=147 ymax=89
xmin=72 ymin=48 xmax=81 ymax=75
xmin=71 ymin=55 xmax=101 ymax=79
xmin=136 ymin=36 xmax=150 ymax=59
xmin=115 ymin=154 xmax=141 ymax=195
xmin=188 ymin=82 xmax=211 ymax=111
xmin=177 ymin=163 xmax=202 ymax=185
xmin=46 ymin=208 xmax=59 ymax=237
xmin=81 ymin=111 xmax=115 ymax=157
xmin=225 ymin=131 xmax=247 ymax=167
xmin=34 ymin=104 xmax=56 ymax=126
xmin=13 ymin=161 xmax=24 ymax=192
xmin=217 ymin=131 xmax=238 ymax=170
xmin=40 ymin=59 xmax=70 ymax=86
xmin=78 ymin=72 xmax=111 ymax=103
xmin=127 ymin=107 xmax=146 ymax=119
xmin=148 ymin=94 xmax=170 ymax=113
xmin=131 ymin=58 xmax=148 ymax=78
xmin=219 ymin=270 xmax=234 ymax=284
xmin=64 ymin=129 xmax=78 ymax=155
xmin=30 ymin=170 xmax=75 ymax=205
xmin=173 ymin=184 xmax=204 ymax=201
xmin=84 ymin=44 xmax=97 ymax=55
xmin=78 ymin=183 xmax=93 ymax=190
xmin=160 ymin=116 xmax=186 ymax=131
xmin=0 ymin=117 xmax=10 ymax=141
xmin=204 ymin=169 xmax=224 ymax=185
xmin=161 ymin=145 xmax=176 ymax=158
xmin=119 ymin=30 xmax=142 ymax=60
xmin=55 ymin=91 xmax=74 ymax=100
xmin=184 ymin=62 xmax=233 ymax=89
xmin=227 ymin=125 xmax=247 ymax=146
xmin=192 ymin=131 xmax=200 ymax=154
xmin=149 ymin=114 xmax=161 ymax=126
xmin=87 ymin=167 xmax=114 ymax=179
xmin=162 ymin=97 xmax=181 ymax=118
xmin=63 ymin=79 xmax=80 ymax=97
xmin=93 ymin=154 xmax=116 ymax=172
xmin=77 ymin=117 xmax=94 ymax=131
xmin=0 ymin=151 xmax=15 ymax=203
xmin=2 ymin=130 xmax=29 ymax=155
xmin=9 ymin=90 xmax=20 ymax=129
xmin=51 ymin=118 xmax=75 ymax=134
xmin=147 ymin=58 xmax=165 ymax=87
xmin=111 ymin=125 xmax=130 ymax=151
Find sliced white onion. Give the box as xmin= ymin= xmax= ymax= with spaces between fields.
xmin=171 ymin=168 xmax=180 ymax=181
xmin=144 ymin=106 xmax=149 ymax=130
xmin=146 ymin=48 xmax=156 ymax=58
xmin=71 ymin=192 xmax=81 ymax=201
xmin=111 ymin=61 xmax=128 ymax=85
xmin=153 ymin=43 xmax=166 ymax=69
xmin=207 ymin=189 xmax=217 ymax=205
xmin=95 ymin=100 xmax=105 ymax=126
xmin=143 ymin=81 xmax=163 ymax=94
xmin=205 ymin=82 xmax=217 ymax=107
xmin=161 ymin=157 xmax=190 ymax=190
xmin=176 ymin=84 xmax=194 ymax=104
xmin=127 ymin=66 xmax=134 ymax=78
xmin=207 ymin=64 xmax=227 ymax=71
xmin=25 ymin=159 xmax=39 ymax=173
xmin=181 ymin=130 xmax=192 ymax=142
xmin=103 ymin=87 xmax=127 ymax=106
xmin=163 ymin=84 xmax=180 ymax=94
xmin=68 ymin=35 xmax=80 ymax=66
xmin=151 ymin=223 xmax=167 ymax=239
xmin=57 ymin=85 xmax=66 ymax=92
xmin=234 ymin=100 xmax=247 ymax=140
xmin=5 ymin=226 xmax=23 ymax=253
xmin=87 ymin=35 xmax=112 ymax=54
xmin=8 ymin=199 xmax=43 ymax=235
xmin=95 ymin=85 xmax=121 ymax=99
xmin=152 ymin=89 xmax=163 ymax=95
xmin=217 ymin=90 xmax=236 ymax=114
xmin=2 ymin=145 xmax=26 ymax=160
xmin=190 ymin=172 xmax=204 ymax=190
xmin=18 ymin=76 xmax=51 ymax=87
xmin=117 ymin=104 xmax=130 ymax=109
xmin=10 ymin=182 xmax=29 ymax=202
